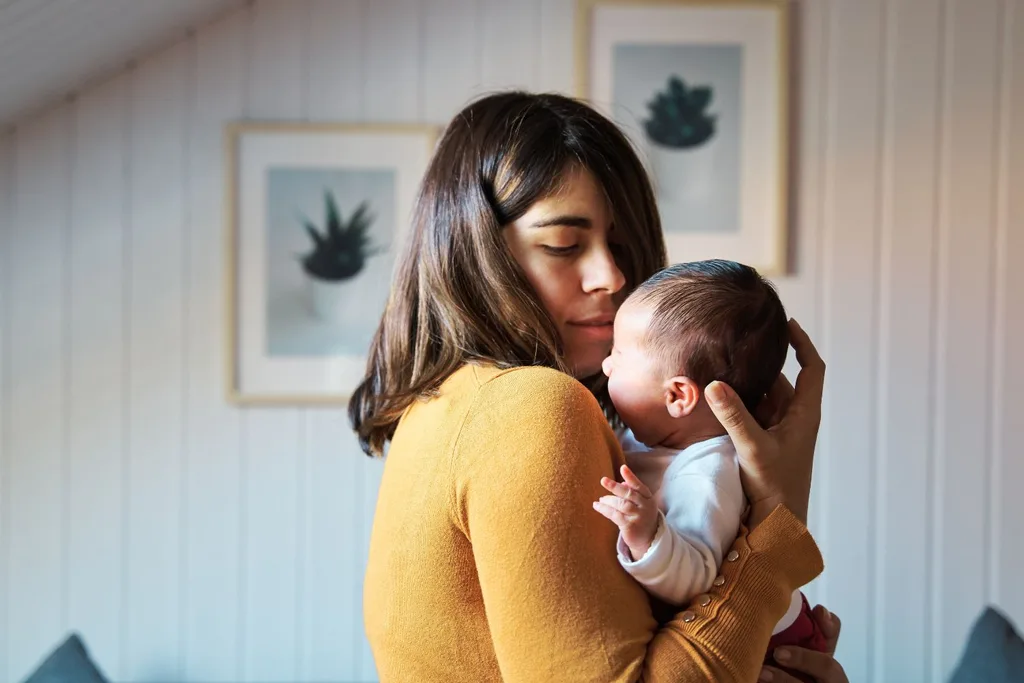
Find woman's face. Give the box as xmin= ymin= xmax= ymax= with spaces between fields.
xmin=503 ymin=167 xmax=627 ymax=378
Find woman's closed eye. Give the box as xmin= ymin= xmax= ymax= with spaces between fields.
xmin=541 ymin=244 xmax=580 ymax=256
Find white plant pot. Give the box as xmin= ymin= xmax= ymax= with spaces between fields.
xmin=648 ymin=139 xmax=717 ymax=204
xmin=306 ymin=276 xmax=357 ymax=325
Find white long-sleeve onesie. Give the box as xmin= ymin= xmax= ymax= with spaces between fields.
xmin=618 ymin=430 xmax=803 ymax=634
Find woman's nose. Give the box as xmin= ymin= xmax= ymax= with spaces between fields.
xmin=582 ymin=244 xmax=626 ymax=294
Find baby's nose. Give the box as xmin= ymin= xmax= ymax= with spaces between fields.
xmin=601 ymin=354 xmax=612 ymax=377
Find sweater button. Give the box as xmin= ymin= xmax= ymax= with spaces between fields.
xmin=698 ymin=594 xmax=712 ymax=607
xmin=682 ymin=611 xmax=697 ymax=623
xmin=713 ymin=576 xmax=726 ymax=587
xmin=726 ymin=550 xmax=740 ymax=562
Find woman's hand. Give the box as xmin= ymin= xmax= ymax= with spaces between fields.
xmin=759 ymin=606 xmax=848 ymax=682
xmin=705 ymin=319 xmax=825 ymax=526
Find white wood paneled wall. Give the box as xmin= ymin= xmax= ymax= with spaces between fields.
xmin=0 ymin=1 xmax=1022 ymax=682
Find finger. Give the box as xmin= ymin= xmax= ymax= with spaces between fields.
xmin=761 ymin=373 xmax=795 ymax=426
xmin=754 ymin=390 xmax=776 ymax=428
xmin=772 ymin=646 xmax=846 ymax=681
xmin=592 ymin=501 xmax=628 ymax=527
xmin=705 ymin=380 xmax=765 ymax=455
xmin=598 ymin=495 xmax=638 ymax=515
xmin=619 ymin=465 xmax=653 ymax=498
xmin=759 ymin=666 xmax=802 ymax=683
xmin=789 ymin=319 xmax=826 ymax=414
xmin=601 ymin=476 xmax=645 ymax=502
xmin=600 ymin=477 xmax=631 ymax=499
xmin=811 ymin=605 xmax=841 ymax=654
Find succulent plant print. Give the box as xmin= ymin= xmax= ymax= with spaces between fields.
xmin=644 ymin=75 xmax=717 ymax=149
xmin=299 ymin=191 xmax=379 ymax=282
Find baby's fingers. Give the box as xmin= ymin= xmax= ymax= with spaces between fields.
xmin=601 ymin=474 xmax=651 ymax=502
xmin=619 ymin=465 xmax=653 ymax=499
xmin=597 ymin=494 xmax=637 ymax=515
xmin=600 ymin=476 xmax=630 ymax=499
xmin=593 ymin=500 xmax=628 ymax=527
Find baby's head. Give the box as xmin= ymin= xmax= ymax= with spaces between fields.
xmin=601 ymin=259 xmax=789 ymax=448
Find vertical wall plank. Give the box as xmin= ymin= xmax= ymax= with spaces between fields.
xmin=66 ymin=74 xmax=128 ymax=680
xmin=5 ymin=105 xmax=71 ymax=682
xmin=303 ymin=413 xmax=363 ymax=681
xmin=248 ymin=0 xmax=305 ymax=121
xmin=127 ymin=35 xmax=202 ymax=682
xmin=773 ymin=0 xmax=826 ymax=380
xmin=819 ymin=1 xmax=884 ymax=680
xmin=0 ymin=130 xmax=12 ymax=679
xmin=125 ymin=41 xmax=188 ymax=681
xmin=183 ymin=9 xmax=247 ymax=681
xmin=874 ymin=2 xmax=941 ymax=681
xmin=481 ymin=0 xmax=542 ymax=90
xmin=538 ymin=0 xmax=574 ymax=95
xmin=243 ymin=2 xmax=306 ymax=680
xmin=423 ymin=0 xmax=480 ymax=123
xmin=995 ymin=0 xmax=1024 ymax=632
xmin=308 ymin=0 xmax=364 ymax=123
xmin=366 ymin=0 xmax=421 ymax=121
xmin=932 ymin=0 xmax=1002 ymax=677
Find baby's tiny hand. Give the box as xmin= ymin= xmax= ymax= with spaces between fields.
xmin=593 ymin=465 xmax=659 ymax=561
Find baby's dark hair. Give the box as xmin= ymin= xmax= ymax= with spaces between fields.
xmin=627 ymin=259 xmax=789 ymax=412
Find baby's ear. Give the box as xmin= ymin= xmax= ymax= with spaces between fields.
xmin=665 ymin=376 xmax=701 ymax=418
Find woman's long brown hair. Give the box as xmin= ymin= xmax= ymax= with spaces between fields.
xmin=349 ymin=91 xmax=667 ymax=456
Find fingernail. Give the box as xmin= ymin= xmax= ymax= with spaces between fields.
xmin=758 ymin=669 xmax=774 ymax=682
xmin=822 ymin=610 xmax=833 ymax=627
xmin=774 ymin=648 xmax=791 ymax=663
xmin=706 ymin=382 xmax=725 ymax=407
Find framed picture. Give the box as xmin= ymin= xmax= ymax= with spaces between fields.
xmin=225 ymin=122 xmax=437 ymax=404
xmin=576 ymin=0 xmax=789 ymax=274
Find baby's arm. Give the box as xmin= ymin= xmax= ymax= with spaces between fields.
xmin=618 ymin=464 xmax=746 ymax=605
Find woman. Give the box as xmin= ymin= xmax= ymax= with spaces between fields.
xmin=350 ymin=91 xmax=847 ymax=683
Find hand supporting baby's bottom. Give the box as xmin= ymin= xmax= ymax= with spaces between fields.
xmin=593 ymin=465 xmax=660 ymax=561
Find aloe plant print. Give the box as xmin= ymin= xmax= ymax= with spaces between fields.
xmin=299 ymin=191 xmax=379 ymax=282
xmin=644 ymin=75 xmax=717 ymax=149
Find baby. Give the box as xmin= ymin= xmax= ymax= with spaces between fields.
xmin=594 ymin=259 xmax=826 ymax=678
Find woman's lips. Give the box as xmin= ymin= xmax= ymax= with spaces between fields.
xmin=567 ymin=319 xmax=614 ymax=340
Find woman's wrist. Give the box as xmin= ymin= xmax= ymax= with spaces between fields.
xmin=748 ymin=494 xmax=806 ymax=530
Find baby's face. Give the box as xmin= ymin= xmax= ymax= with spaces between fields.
xmin=601 ymin=302 xmax=672 ymax=444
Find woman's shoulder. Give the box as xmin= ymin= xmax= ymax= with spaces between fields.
xmin=443 ymin=363 xmax=606 ymax=429
xmin=471 ymin=364 xmax=598 ymax=407
xmin=452 ymin=364 xmax=617 ymax=479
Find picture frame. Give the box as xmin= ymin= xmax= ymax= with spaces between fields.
xmin=576 ymin=0 xmax=790 ymax=275
xmin=225 ymin=122 xmax=438 ymax=405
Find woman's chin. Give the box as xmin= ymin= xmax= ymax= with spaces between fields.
xmin=567 ymin=349 xmax=612 ymax=380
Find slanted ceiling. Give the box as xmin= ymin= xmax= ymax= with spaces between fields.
xmin=0 ymin=0 xmax=246 ymax=127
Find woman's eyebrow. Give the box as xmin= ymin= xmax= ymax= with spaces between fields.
xmin=530 ymin=215 xmax=592 ymax=229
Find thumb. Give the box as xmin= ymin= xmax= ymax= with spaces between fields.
xmin=706 ymin=381 xmax=762 ymax=454
xmin=811 ymin=605 xmax=841 ymax=654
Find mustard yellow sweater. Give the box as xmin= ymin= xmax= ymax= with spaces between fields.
xmin=364 ymin=364 xmax=823 ymax=682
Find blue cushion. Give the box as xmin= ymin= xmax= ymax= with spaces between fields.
xmin=949 ymin=606 xmax=1024 ymax=683
xmin=21 ymin=633 xmax=109 ymax=683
